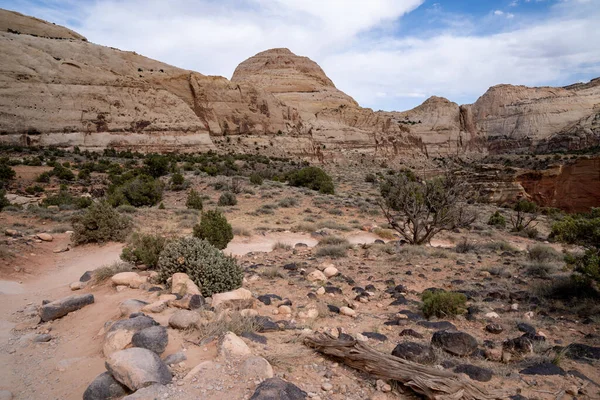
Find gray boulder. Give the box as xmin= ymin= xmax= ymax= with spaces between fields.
xmin=250 ymin=377 xmax=307 ymax=400
xmin=108 ymin=315 xmax=158 ymax=333
xmin=131 ymin=326 xmax=168 ymax=355
xmin=83 ymin=371 xmax=129 ymax=400
xmin=391 ymin=342 xmax=436 ymax=364
xmin=454 ymin=364 xmax=493 ymax=382
xmin=431 ymin=330 xmax=478 ymax=356
xmin=105 ymin=348 xmax=172 ymax=391
xmin=39 ymin=294 xmax=94 ymax=322
xmin=119 ymin=299 xmax=149 ymax=317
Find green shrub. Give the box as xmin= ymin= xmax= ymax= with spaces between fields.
xmin=42 ymin=189 xmax=91 ymax=209
xmin=171 ymin=172 xmax=185 ymax=185
xmin=36 ymin=171 xmax=51 ymax=183
xmin=109 ymin=175 xmax=163 ymax=207
xmin=143 ymin=154 xmax=169 ymax=178
xmin=25 ymin=185 xmax=45 ymax=195
xmin=250 ymin=173 xmax=263 ymax=185
xmin=487 ymin=211 xmax=506 ymax=228
xmin=0 ymin=162 xmax=16 ymax=187
xmin=121 ymin=232 xmax=168 ymax=268
xmin=158 ymin=202 xmax=166 ymax=210
xmin=193 ymin=209 xmax=233 ymax=250
xmin=278 ymin=197 xmax=298 ymax=208
xmin=421 ymin=291 xmax=467 ymax=318
xmin=455 ymin=238 xmax=478 ymax=253
xmin=286 ymin=166 xmax=334 ymax=194
xmin=186 ymin=189 xmax=203 ymax=210
xmin=156 ymin=237 xmax=243 ymax=296
xmin=218 ymin=192 xmax=237 ymax=206
xmin=0 ymin=190 xmax=9 ymax=211
xmin=551 ymin=210 xmax=600 ymax=289
xmin=52 ymin=165 xmax=75 ymax=181
xmin=71 ymin=201 xmax=132 ymax=245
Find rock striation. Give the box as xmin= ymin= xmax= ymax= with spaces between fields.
xmin=1 ymin=9 xmax=599 ymax=161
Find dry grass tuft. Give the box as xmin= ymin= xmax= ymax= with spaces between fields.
xmin=93 ymin=261 xmax=134 ymax=284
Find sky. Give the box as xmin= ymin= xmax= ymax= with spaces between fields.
xmin=2 ymin=0 xmax=599 ymax=111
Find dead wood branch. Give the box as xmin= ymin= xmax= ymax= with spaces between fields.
xmin=304 ymin=333 xmax=508 ymax=400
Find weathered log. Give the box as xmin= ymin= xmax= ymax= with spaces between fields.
xmin=304 ymin=333 xmax=507 ymax=400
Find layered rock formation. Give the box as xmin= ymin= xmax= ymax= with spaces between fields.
xmin=0 ymin=8 xmax=599 ymax=162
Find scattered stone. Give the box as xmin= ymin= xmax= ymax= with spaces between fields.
xmin=563 ymin=343 xmax=600 ymax=361
xmin=39 ymin=294 xmax=95 ymax=322
xmin=517 ymin=322 xmax=536 ymax=335
xmin=278 ymin=305 xmax=292 ymax=315
xmin=5 ymin=229 xmax=20 ymax=237
xmin=520 ymin=363 xmax=566 ymax=376
xmin=105 ymin=348 xmax=172 ymax=391
xmin=83 ymin=371 xmax=129 ymax=400
xmin=485 ymin=324 xmax=504 ymax=334
xmin=250 ymin=377 xmax=307 ymax=400
xmin=283 ymin=263 xmax=298 ymax=270
xmin=141 ymin=300 xmax=168 ymax=314
xmin=171 ymin=272 xmax=201 ymax=296
xmin=503 ymin=336 xmax=533 ymax=355
xmin=324 ymin=286 xmax=342 ymax=294
xmin=241 ymin=331 xmax=268 ymax=345
xmin=242 ymin=356 xmax=274 ymax=380
xmin=361 ymin=332 xmax=388 ymax=342
xmin=33 ymin=333 xmax=52 ymax=342
xmin=69 ymin=281 xmax=86 ymax=291
xmin=211 ymin=287 xmax=253 ymax=309
xmin=219 ymin=332 xmax=251 ymax=358
xmin=399 ymin=329 xmax=424 ymax=339
xmin=307 ymin=270 xmax=327 ymax=282
xmin=431 ymin=330 xmax=478 ymax=356
xmin=131 ymin=326 xmax=168 ymax=355
xmin=454 ymin=364 xmax=493 ymax=382
xmin=323 ymin=266 xmax=339 ymax=278
xmin=339 ymin=306 xmax=356 ymax=317
xmin=111 ymin=272 xmax=146 ymax=289
xmin=119 ymin=299 xmax=149 ymax=317
xmin=392 ymin=342 xmax=436 ymax=364
xmin=109 ymin=315 xmax=158 ymax=333
xmin=254 ymin=316 xmax=280 ymax=332
xmin=417 ymin=320 xmax=456 ymax=330
xmin=321 ymin=382 xmax=333 ymax=391
xmin=36 ymin=233 xmax=53 ymax=241
xmin=327 ymin=305 xmax=340 ymax=313
xmin=485 ymin=312 xmax=500 ymax=319
xmin=316 ymin=287 xmax=326 ymax=295
xmin=168 ymin=310 xmax=201 ymax=330
xmin=53 ymin=246 xmax=70 ymax=253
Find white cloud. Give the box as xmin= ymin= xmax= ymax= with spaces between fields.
xmin=4 ymin=0 xmax=600 ymax=111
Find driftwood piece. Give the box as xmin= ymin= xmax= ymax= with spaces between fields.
xmin=304 ymin=334 xmax=508 ymax=400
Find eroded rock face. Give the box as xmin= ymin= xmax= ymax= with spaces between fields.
xmin=1 ymin=9 xmax=600 ymax=162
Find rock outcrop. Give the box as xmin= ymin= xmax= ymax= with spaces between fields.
xmin=1 ymin=9 xmax=599 ymax=161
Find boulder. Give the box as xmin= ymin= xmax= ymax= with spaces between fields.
xmin=36 ymin=233 xmax=53 ymax=242
xmin=105 ymin=348 xmax=172 ymax=391
xmin=307 ymin=270 xmax=327 ymax=282
xmin=111 ymin=272 xmax=146 ymax=289
xmin=454 ymin=364 xmax=493 ymax=382
xmin=79 ymin=271 xmax=93 ymax=282
xmin=340 ymin=307 xmax=356 ymax=317
xmin=211 ymin=287 xmax=253 ymax=309
xmin=121 ymin=384 xmax=168 ymax=399
xmin=564 ymin=343 xmax=600 ymax=361
xmin=104 ymin=329 xmax=135 ymax=357
xmin=39 ymin=294 xmax=94 ymax=322
xmin=108 ymin=316 xmax=158 ymax=333
xmin=242 ymin=356 xmax=274 ymax=380
xmin=131 ymin=326 xmax=168 ymax=355
xmin=169 ymin=294 xmax=204 ymax=310
xmin=250 ymin=377 xmax=307 ymax=400
xmin=141 ymin=300 xmax=168 ymax=314
xmin=520 ymin=363 xmax=566 ymax=376
xmin=83 ymin=371 xmax=129 ymax=400
xmin=171 ymin=272 xmax=201 ymax=296
xmin=431 ymin=330 xmax=478 ymax=356
xmin=219 ymin=331 xmax=251 ymax=358
xmin=485 ymin=324 xmax=504 ymax=334
xmin=323 ymin=266 xmax=339 ymax=278
xmin=119 ymin=299 xmax=149 ymax=317
xmin=168 ymin=310 xmax=201 ymax=330
xmin=391 ymin=342 xmax=436 ymax=364
xmin=69 ymin=281 xmax=86 ymax=291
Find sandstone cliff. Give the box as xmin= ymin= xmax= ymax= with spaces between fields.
xmin=1 ymin=8 xmax=599 ymax=162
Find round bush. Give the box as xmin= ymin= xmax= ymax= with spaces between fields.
xmin=71 ymin=201 xmax=132 ymax=245
xmin=193 ymin=209 xmax=233 ymax=250
xmin=186 ymin=189 xmax=203 ymax=210
xmin=218 ymin=192 xmax=237 ymax=206
xmin=156 ymin=237 xmax=243 ymax=296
